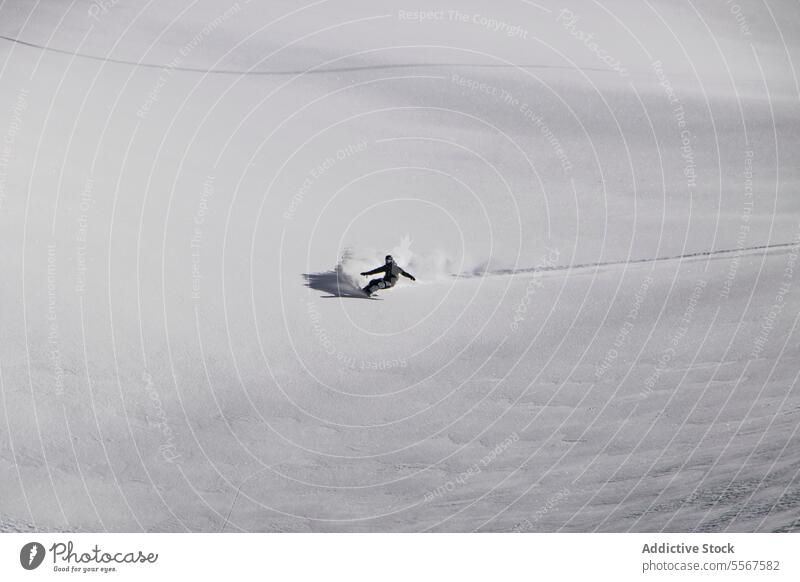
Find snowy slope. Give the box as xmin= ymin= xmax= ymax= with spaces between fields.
xmin=0 ymin=0 xmax=798 ymax=532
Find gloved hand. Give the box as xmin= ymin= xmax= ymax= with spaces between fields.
xmin=360 ymin=272 xmax=367 ymax=276
xmin=409 ymin=276 xmax=416 ymax=281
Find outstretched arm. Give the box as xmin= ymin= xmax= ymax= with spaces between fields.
xmin=360 ymin=265 xmax=387 ymax=276
xmin=401 ymin=269 xmax=416 ymax=281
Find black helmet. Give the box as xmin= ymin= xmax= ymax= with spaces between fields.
xmin=385 ymin=255 xmax=393 ymax=263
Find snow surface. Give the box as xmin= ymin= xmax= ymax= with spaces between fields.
xmin=0 ymin=0 xmax=798 ymax=532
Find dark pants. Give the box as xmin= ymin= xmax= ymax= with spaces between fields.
xmin=364 ymin=277 xmax=396 ymax=294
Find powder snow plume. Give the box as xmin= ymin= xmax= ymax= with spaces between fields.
xmin=304 ymin=235 xmax=505 ymax=297
xmin=338 ymin=238 xmax=480 ymax=286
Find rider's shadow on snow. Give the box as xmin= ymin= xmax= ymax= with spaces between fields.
xmin=302 ymin=268 xmax=368 ymax=298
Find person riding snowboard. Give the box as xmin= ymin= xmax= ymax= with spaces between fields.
xmin=360 ymin=255 xmax=416 ymax=296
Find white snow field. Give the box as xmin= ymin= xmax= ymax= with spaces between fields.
xmin=0 ymin=0 xmax=799 ymax=532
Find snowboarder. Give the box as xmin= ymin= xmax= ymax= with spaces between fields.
xmin=360 ymin=255 xmax=416 ymax=296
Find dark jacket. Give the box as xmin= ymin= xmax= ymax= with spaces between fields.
xmin=362 ymin=262 xmax=415 ymax=283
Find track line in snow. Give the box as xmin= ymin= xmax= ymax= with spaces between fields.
xmin=461 ymin=240 xmax=800 ymax=279
xmin=0 ymin=34 xmax=622 ymax=76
